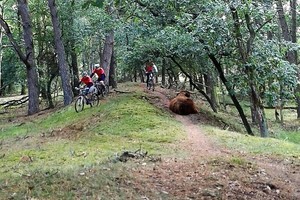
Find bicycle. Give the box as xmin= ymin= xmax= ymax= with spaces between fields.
xmin=147 ymin=73 xmax=155 ymax=91
xmin=74 ymin=86 xmax=99 ymax=112
xmin=94 ymin=81 xmax=109 ymax=98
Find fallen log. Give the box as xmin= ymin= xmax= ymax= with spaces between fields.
xmin=114 ymin=89 xmax=133 ymax=94
xmin=0 ymin=96 xmax=29 ymax=108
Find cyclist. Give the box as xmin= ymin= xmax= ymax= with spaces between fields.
xmin=144 ymin=61 xmax=158 ymax=87
xmin=90 ymin=64 xmax=106 ymax=94
xmin=78 ymin=71 xmax=95 ymax=104
xmin=91 ymin=64 xmax=106 ymax=83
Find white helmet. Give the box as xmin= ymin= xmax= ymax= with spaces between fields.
xmin=82 ymin=71 xmax=88 ymax=77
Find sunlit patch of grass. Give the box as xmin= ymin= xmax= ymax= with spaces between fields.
xmin=203 ymin=126 xmax=300 ymax=158
xmin=92 ymin=94 xmax=180 ymax=143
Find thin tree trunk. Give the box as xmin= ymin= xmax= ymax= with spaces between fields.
xmin=70 ymin=39 xmax=79 ymax=95
xmin=204 ymin=73 xmax=218 ymax=109
xmin=109 ymin=46 xmax=117 ymax=88
xmin=48 ymin=0 xmax=73 ymax=105
xmin=209 ymin=54 xmax=253 ymax=135
xmin=277 ymin=0 xmax=299 ymax=118
xmin=161 ymin=58 xmax=166 ymax=86
xmin=102 ymin=31 xmax=114 ymax=85
xmin=230 ymin=5 xmax=268 ymax=137
xmin=0 ymin=1 xmax=3 ymax=94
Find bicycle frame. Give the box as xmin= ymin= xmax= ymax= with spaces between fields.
xmin=94 ymin=81 xmax=109 ymax=97
xmin=74 ymin=87 xmax=99 ymax=112
xmin=147 ymin=73 xmax=155 ymax=91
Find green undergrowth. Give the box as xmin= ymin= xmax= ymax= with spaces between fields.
xmin=0 ymin=91 xmax=183 ymax=199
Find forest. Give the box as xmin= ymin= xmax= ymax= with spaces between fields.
xmin=0 ymin=1 xmax=300 ymax=199
xmin=0 ymin=1 xmax=299 ymax=136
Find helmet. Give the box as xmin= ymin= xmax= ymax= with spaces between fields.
xmin=82 ymin=71 xmax=88 ymax=77
xmin=95 ymin=64 xmax=100 ymax=68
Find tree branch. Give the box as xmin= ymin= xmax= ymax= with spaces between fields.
xmin=0 ymin=15 xmax=30 ymax=68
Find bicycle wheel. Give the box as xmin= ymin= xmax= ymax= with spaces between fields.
xmin=97 ymin=85 xmax=105 ymax=98
xmin=151 ymin=81 xmax=155 ymax=91
xmin=90 ymin=93 xmax=99 ymax=107
xmin=148 ymin=79 xmax=154 ymax=91
xmin=147 ymin=81 xmax=151 ymax=90
xmin=75 ymin=96 xmax=84 ymax=112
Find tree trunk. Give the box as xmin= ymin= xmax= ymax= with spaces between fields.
xmin=48 ymin=0 xmax=73 ymax=105
xmin=109 ymin=46 xmax=117 ymax=88
xmin=71 ymin=41 xmax=79 ymax=95
xmin=0 ymin=1 xmax=3 ymax=93
xmin=209 ymin=54 xmax=253 ymax=135
xmin=250 ymin=85 xmax=268 ymax=137
xmin=161 ymin=58 xmax=166 ymax=86
xmin=102 ymin=31 xmax=114 ymax=85
xmin=204 ymin=73 xmax=218 ymax=109
xmin=16 ymin=0 xmax=40 ymax=115
xmin=230 ymin=5 xmax=268 ymax=137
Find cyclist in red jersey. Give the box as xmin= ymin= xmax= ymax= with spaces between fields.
xmin=78 ymin=71 xmax=95 ymax=103
xmin=144 ymin=61 xmax=154 ymax=87
xmin=90 ymin=64 xmax=106 ymax=82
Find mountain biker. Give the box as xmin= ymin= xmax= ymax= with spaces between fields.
xmin=90 ymin=64 xmax=106 ymax=84
xmin=144 ymin=61 xmax=158 ymax=87
xmin=78 ymin=71 xmax=95 ymax=103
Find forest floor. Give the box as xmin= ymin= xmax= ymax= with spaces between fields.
xmin=127 ymin=84 xmax=300 ymax=200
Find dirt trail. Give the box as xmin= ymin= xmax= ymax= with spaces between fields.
xmin=147 ymin=86 xmax=226 ymax=157
xmin=137 ymin=86 xmax=300 ymax=200
xmin=175 ymin=114 xmax=226 ymax=157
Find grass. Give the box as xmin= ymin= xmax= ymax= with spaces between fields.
xmin=203 ymin=125 xmax=300 ymax=158
xmin=274 ymin=130 xmax=300 ymax=144
xmin=211 ymin=97 xmax=300 ymax=144
xmin=0 ymin=105 xmax=87 ymax=139
xmin=0 ymin=89 xmax=184 ymax=199
xmin=1 ymin=82 xmax=300 ymax=199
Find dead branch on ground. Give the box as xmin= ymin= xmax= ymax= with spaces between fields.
xmin=0 ymin=96 xmax=29 ymax=108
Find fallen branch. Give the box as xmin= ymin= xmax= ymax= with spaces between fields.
xmin=115 ymin=149 xmax=148 ymax=162
xmin=0 ymin=96 xmax=29 ymax=108
xmin=114 ymin=89 xmax=133 ymax=94
xmin=219 ymin=102 xmax=297 ymax=109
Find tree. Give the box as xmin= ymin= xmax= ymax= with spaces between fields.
xmin=102 ymin=31 xmax=114 ymax=85
xmin=48 ymin=0 xmax=73 ymax=105
xmin=0 ymin=0 xmax=40 ymax=115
